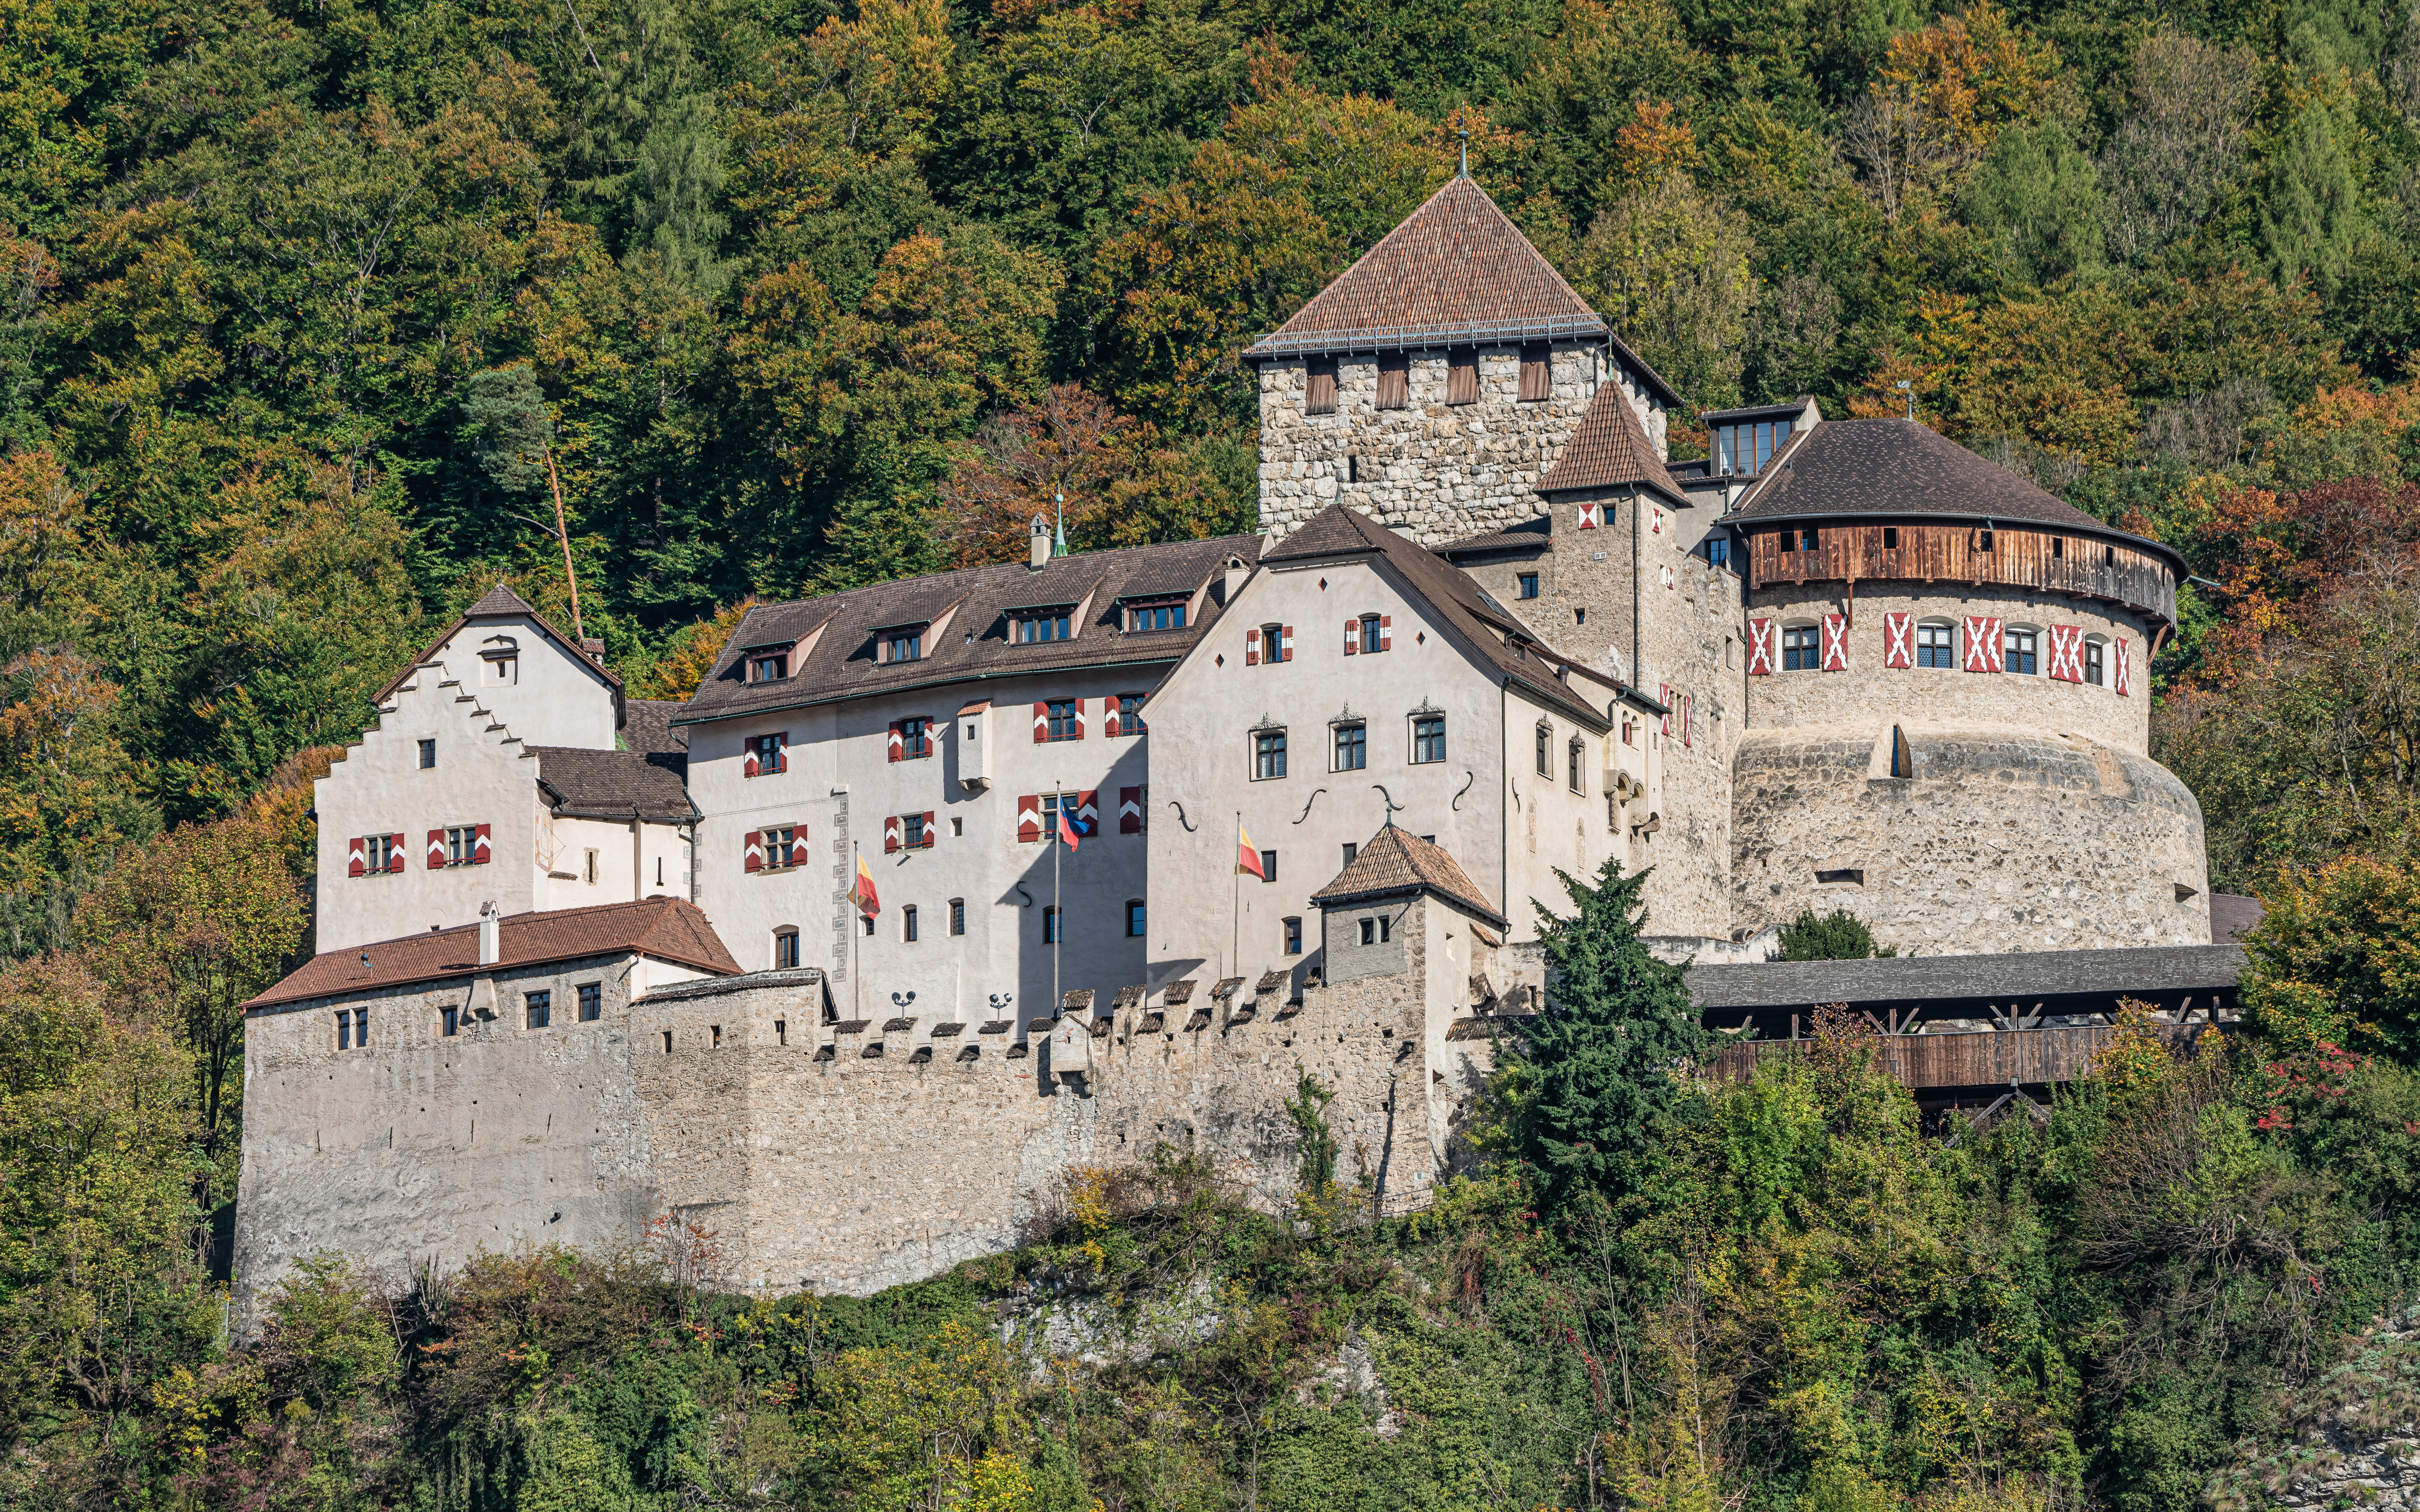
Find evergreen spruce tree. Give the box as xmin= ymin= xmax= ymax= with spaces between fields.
xmin=1505 ymin=859 xmax=1706 ymax=1211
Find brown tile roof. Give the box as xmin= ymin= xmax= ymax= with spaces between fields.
xmin=1247 ymin=178 xmax=1603 ymax=348
xmin=1725 ymin=419 xmax=2187 ymax=572
xmin=373 ymin=581 xmax=623 ymax=709
xmin=1264 ymin=504 xmax=1612 ymax=727
xmin=1312 ymin=824 xmax=1504 ymax=926
xmin=679 ymin=535 xmax=1260 ymax=727
xmin=242 ymin=898 xmax=740 ymax=1011
xmin=531 ymin=747 xmax=692 ymax=821
xmin=1537 ymin=383 xmax=1688 ymax=506
xmin=622 ymin=699 xmax=690 ymax=756
xmin=1437 ymin=515 xmax=1552 ymax=558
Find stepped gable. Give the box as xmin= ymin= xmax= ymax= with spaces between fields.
xmin=1536 ymin=381 xmax=1689 ymax=506
xmin=1244 ymin=177 xmax=1663 ymax=381
xmin=530 ymin=746 xmax=692 ymax=821
xmin=1312 ymin=823 xmax=1505 ymax=926
xmin=1265 ymin=503 xmax=1614 ymax=725
xmin=373 ymin=580 xmax=622 ymax=707
xmin=680 ymin=534 xmax=1260 ymax=725
xmin=241 ymin=897 xmax=741 ymax=1010
xmin=1729 ymin=419 xmax=2184 ymax=564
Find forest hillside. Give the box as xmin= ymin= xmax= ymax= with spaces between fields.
xmin=4 ymin=0 xmax=2420 ymax=1503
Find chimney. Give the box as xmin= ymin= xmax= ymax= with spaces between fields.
xmin=478 ymin=902 xmax=500 ymax=966
xmin=1028 ymin=514 xmax=1051 ymax=571
xmin=581 ymin=636 xmax=605 ymax=664
xmin=1222 ymin=554 xmax=1248 ymax=603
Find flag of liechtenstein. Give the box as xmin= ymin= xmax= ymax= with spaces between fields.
xmin=1057 ymin=799 xmax=1090 ymax=851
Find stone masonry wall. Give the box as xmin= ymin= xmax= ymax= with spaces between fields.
xmin=1257 ymin=346 xmax=1670 ymax=548
xmin=1731 ymin=725 xmax=2211 ymax=955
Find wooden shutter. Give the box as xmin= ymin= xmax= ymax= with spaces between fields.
xmin=1882 ymin=612 xmax=1913 ymax=669
xmin=884 ymin=815 xmax=901 ymax=853
xmin=1246 ymin=628 xmax=1260 ymax=665
xmin=919 ymin=811 xmax=936 ymax=848
xmin=1659 ymin=685 xmax=1672 ymax=736
xmin=888 ymin=721 xmax=904 ymax=761
xmin=386 ymin=833 xmax=406 ymax=874
xmin=473 ymin=824 xmax=491 ymax=864
xmin=1963 ymin=616 xmax=2004 ymax=672
xmin=1305 ymin=358 xmax=1337 ymax=415
xmin=1577 ymin=501 xmax=1600 ymax=530
xmin=1518 ymin=344 xmax=1549 ymax=402
xmin=2114 ymin=638 xmax=2132 ymax=696
xmin=772 ymin=732 xmax=787 ymax=772
xmin=1378 ymin=616 xmax=1391 ymax=651
xmin=1072 ymin=698 xmax=1086 ymax=739
xmin=744 ymin=830 xmax=763 ymax=872
xmin=1017 ymin=795 xmax=1041 ymax=843
xmin=348 ymin=837 xmax=366 ymax=878
xmin=2047 ymin=625 xmax=2083 ymax=682
xmin=790 ymin=828 xmax=811 ymax=867
xmin=1445 ymin=350 xmax=1478 ymax=405
xmin=1032 ymin=701 xmax=1049 ymax=742
xmin=1280 ymin=626 xmax=1294 ymax=662
xmin=1377 ymin=352 xmax=1409 ymax=409
xmin=1076 ymin=789 xmax=1099 ymax=837
xmin=1821 ymin=614 xmax=1849 ymax=672
xmin=1746 ymin=619 xmax=1776 ymax=675
xmin=1119 ymin=785 xmax=1144 ymax=833
xmin=1344 ymin=618 xmax=1358 ymax=654
xmin=427 ymin=829 xmax=446 ymax=869
xmin=743 ymin=741 xmax=760 ymax=778
xmin=1103 ymin=701 xmax=1120 ymax=738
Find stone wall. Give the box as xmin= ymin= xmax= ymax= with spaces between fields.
xmin=1730 ymin=725 xmax=2211 ymax=955
xmin=2209 ymin=1316 xmax=2420 ymax=1512
xmin=1256 ymin=346 xmax=1670 ymax=548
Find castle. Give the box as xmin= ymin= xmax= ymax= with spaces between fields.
xmin=232 ymin=172 xmax=2223 ymax=1312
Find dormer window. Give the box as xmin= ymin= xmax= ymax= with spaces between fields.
xmin=1126 ymin=599 xmax=1188 ymax=632
xmin=744 ymin=644 xmax=792 ymax=683
xmin=479 ymin=635 xmax=518 ymax=687
xmin=879 ymin=627 xmax=925 ymax=664
xmin=1015 ymin=609 xmax=1072 ymax=643
xmin=1714 ymin=417 xmax=1794 ymax=476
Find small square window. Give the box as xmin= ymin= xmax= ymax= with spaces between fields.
xmin=1018 ymin=612 xmax=1073 ymax=643
xmin=1342 ymin=841 xmax=1358 ymax=867
xmin=1517 ymin=573 xmax=1539 ymax=599
xmin=1127 ymin=900 xmax=1146 ymax=937
xmin=1783 ymin=626 xmax=1820 ymax=671
xmin=1254 ymin=729 xmax=1288 ymax=780
xmin=578 ymin=983 xmax=601 ymax=1021
xmin=1284 ymin=917 xmax=1302 ymax=955
xmin=1333 ymin=724 xmax=1365 ymax=771
xmin=1412 ymin=715 xmax=1446 ymax=764
xmin=1045 ymin=700 xmax=1078 ymax=740
xmin=899 ymin=716 xmax=930 ymax=758
xmin=1116 ymin=693 xmax=1147 ymax=735
xmin=418 ymin=738 xmax=436 ymax=769
xmin=749 ymin=652 xmax=788 ymax=682
xmin=1798 ymin=527 xmax=1820 ymax=553
xmin=902 ymin=812 xmax=926 ymax=848
xmin=862 ymin=914 xmax=876 ymax=936
xmin=1260 ymin=849 xmax=1277 ymax=883
xmin=2086 ymin=639 xmax=2106 ymax=686
xmin=441 ymin=1005 xmax=459 ymax=1037
xmin=1359 ymin=918 xmax=1375 ymax=946
xmin=526 ymin=991 xmax=551 ymax=1030
xmin=887 ymin=629 xmax=924 ymax=663
xmin=1883 ymin=526 xmax=1900 ymax=550
xmin=1706 ymin=536 xmax=1730 ymax=568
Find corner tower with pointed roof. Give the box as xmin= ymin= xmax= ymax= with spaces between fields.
xmin=1247 ymin=174 xmax=1681 ymax=550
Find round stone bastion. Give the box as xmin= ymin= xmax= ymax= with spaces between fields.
xmin=1730 ymin=723 xmax=2211 ymax=956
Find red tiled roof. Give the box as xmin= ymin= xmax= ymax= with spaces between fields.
xmin=242 ymin=898 xmax=739 ymax=1010
xmin=1537 ymin=382 xmax=1688 ymax=506
xmin=1312 ymin=824 xmax=1504 ymax=925
xmin=1245 ymin=177 xmax=1608 ymax=358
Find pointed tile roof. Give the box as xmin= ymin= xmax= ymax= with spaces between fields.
xmin=465 ymin=582 xmax=539 ymax=617
xmin=1244 ymin=177 xmax=1609 ymax=359
xmin=241 ymin=897 xmax=740 ymax=1011
xmin=1312 ymin=824 xmax=1504 ymax=926
xmin=1537 ymin=382 xmax=1688 ymax=507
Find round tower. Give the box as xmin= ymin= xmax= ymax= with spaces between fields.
xmin=1723 ymin=418 xmax=2208 ymax=955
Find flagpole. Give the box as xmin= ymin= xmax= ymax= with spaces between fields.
xmin=1232 ymin=811 xmax=1241 ymax=986
xmin=851 ymin=838 xmax=862 ymax=1024
xmin=1052 ymin=778 xmax=1062 ymax=1023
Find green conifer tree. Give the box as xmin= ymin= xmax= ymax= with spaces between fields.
xmin=1502 ymin=859 xmax=1706 ymax=1211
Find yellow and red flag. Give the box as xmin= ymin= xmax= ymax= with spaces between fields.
xmin=849 ymin=853 xmax=880 ymax=918
xmin=1237 ymin=824 xmax=1265 ymax=879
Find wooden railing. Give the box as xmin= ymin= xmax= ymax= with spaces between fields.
xmin=1710 ymin=1021 xmax=2215 ymax=1091
xmin=1745 ymin=524 xmax=2177 ymax=626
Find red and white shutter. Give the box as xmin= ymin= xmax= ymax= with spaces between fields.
xmin=472 ymin=823 xmax=491 ymax=864
xmin=1017 ymin=795 xmax=1041 ymax=843
xmin=887 ymin=721 xmax=904 ymax=762
xmin=2114 ymin=638 xmax=2132 ymax=696
xmin=1119 ymin=786 xmax=1143 ymax=834
xmin=1245 ymin=628 xmax=1260 ymax=665
xmin=919 ymin=811 xmax=936 ymax=849
xmin=1652 ymin=505 xmax=1666 ymax=534
xmin=427 ymin=829 xmax=446 ymax=869
xmin=2046 ymin=626 xmax=2083 ymax=682
xmin=1577 ymin=501 xmax=1601 ymax=530
xmin=790 ymin=829 xmax=811 ymax=867
xmin=1378 ymin=616 xmax=1391 ymax=651
xmin=387 ymin=833 xmax=407 ymax=874
xmin=348 ymin=837 xmax=366 ymax=878
xmin=1032 ymin=701 xmax=1049 ymax=742
xmin=743 ymin=741 xmax=760 ymax=778
xmin=1682 ymin=693 xmax=1695 ymax=748
xmin=1963 ymin=616 xmax=2004 ymax=673
xmin=1072 ymin=698 xmax=1086 ymax=739
xmin=1883 ymin=612 xmax=1913 ymax=669
xmin=1104 ymin=701 xmax=1122 ymax=738
xmin=1344 ymin=618 xmax=1359 ymax=654
xmin=1076 ymin=790 xmax=1099 ymax=836
xmin=1820 ymin=613 xmax=1849 ymax=672
xmin=772 ymin=732 xmax=788 ymax=773
xmin=1280 ymin=626 xmax=1294 ymax=662
xmin=884 ymin=815 xmax=902 ymax=853
xmin=744 ymin=830 xmax=763 ymax=872
xmin=1746 ymin=619 xmax=1776 ymax=676
xmin=1659 ymin=685 xmax=1672 ymax=737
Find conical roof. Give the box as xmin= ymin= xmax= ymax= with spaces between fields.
xmin=1245 ymin=176 xmax=1608 ymax=360
xmin=1537 ymin=382 xmax=1687 ymax=505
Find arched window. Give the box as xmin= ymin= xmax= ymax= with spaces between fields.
xmin=2004 ymin=624 xmax=2040 ymax=675
xmin=773 ymin=928 xmax=800 ymax=970
xmin=1781 ymin=622 xmax=1821 ymax=671
xmin=1916 ymin=619 xmax=1957 ymax=668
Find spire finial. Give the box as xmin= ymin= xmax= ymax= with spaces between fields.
xmin=1456 ymin=107 xmax=1469 ymax=178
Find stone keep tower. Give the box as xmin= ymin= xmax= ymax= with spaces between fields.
xmin=1248 ymin=173 xmax=1681 ymax=549
xmin=1724 ymin=415 xmax=2211 ymax=954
